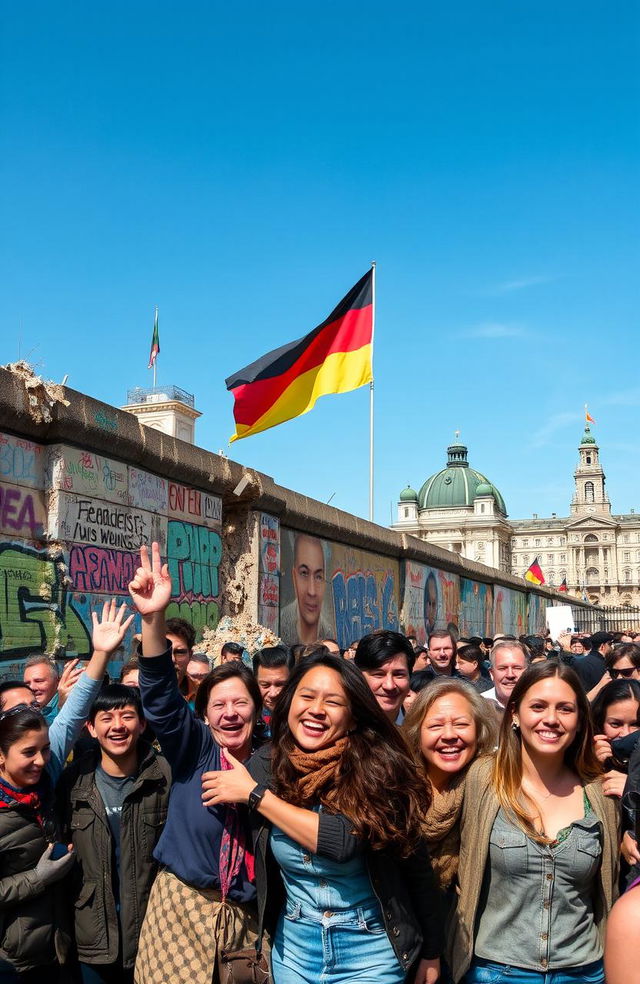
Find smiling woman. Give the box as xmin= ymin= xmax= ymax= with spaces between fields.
xmin=450 ymin=663 xmax=620 ymax=984
xmin=127 ymin=544 xmax=265 ymax=984
xmin=201 ymin=652 xmax=445 ymax=984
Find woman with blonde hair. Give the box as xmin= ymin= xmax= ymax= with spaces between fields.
xmin=403 ymin=677 xmax=498 ymax=893
xmin=452 ymin=660 xmax=619 ymax=984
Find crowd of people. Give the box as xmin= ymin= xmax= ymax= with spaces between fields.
xmin=1 ymin=542 xmax=639 ymax=984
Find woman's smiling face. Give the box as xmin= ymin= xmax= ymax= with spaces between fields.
xmin=288 ymin=666 xmax=353 ymax=752
xmin=205 ymin=677 xmax=256 ymax=758
xmin=513 ymin=676 xmax=579 ymax=759
xmin=420 ymin=692 xmax=478 ymax=789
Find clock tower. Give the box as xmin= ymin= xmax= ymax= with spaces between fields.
xmin=571 ymin=425 xmax=611 ymax=516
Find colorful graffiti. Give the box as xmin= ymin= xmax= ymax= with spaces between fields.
xmin=493 ymin=586 xmax=528 ymax=637
xmin=166 ymin=519 xmax=222 ymax=637
xmin=0 ymin=485 xmax=46 ymax=538
xmin=279 ymin=529 xmax=400 ymax=649
xmin=258 ymin=514 xmax=280 ymax=633
xmin=401 ymin=562 xmax=460 ymax=644
xmin=0 ymin=434 xmax=44 ymax=489
xmin=0 ymin=543 xmax=91 ymax=657
xmin=459 ymin=578 xmax=494 ymax=637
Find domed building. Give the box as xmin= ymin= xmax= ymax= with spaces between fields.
xmin=393 ymin=435 xmax=513 ymax=572
xmin=393 ymin=426 xmax=640 ymax=606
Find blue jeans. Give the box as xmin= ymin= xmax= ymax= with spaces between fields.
xmin=463 ymin=957 xmax=604 ymax=984
xmin=271 ymin=901 xmax=404 ymax=984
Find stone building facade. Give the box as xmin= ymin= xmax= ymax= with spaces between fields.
xmin=392 ymin=427 xmax=640 ymax=606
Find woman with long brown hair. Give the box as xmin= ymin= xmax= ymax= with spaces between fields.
xmin=451 ymin=660 xmax=619 ymax=984
xmin=202 ymin=651 xmax=443 ymax=984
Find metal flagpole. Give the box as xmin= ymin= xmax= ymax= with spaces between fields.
xmin=369 ymin=261 xmax=376 ymax=522
xmin=153 ymin=306 xmax=158 ymax=388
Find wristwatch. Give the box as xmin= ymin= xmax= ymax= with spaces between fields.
xmin=247 ymin=783 xmax=268 ymax=812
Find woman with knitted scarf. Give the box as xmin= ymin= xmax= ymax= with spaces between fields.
xmin=403 ymin=678 xmax=498 ymax=893
xmin=202 ymin=651 xmax=444 ymax=984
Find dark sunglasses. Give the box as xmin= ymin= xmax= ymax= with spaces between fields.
xmin=610 ymin=667 xmax=638 ymax=679
xmin=0 ymin=701 xmax=43 ymax=723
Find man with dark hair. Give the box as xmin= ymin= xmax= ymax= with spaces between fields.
xmin=57 ymin=684 xmax=170 ymax=983
xmin=252 ymin=645 xmax=294 ymax=734
xmin=354 ymin=630 xmax=414 ymax=724
xmin=165 ymin=617 xmax=195 ymax=695
xmin=575 ymin=631 xmax=614 ymax=692
xmin=220 ymin=641 xmax=245 ymax=664
xmin=455 ymin=644 xmax=493 ymax=693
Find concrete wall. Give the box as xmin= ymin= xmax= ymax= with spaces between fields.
xmin=0 ymin=364 xmax=585 ymax=674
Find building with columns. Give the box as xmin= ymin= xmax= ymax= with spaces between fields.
xmin=393 ymin=426 xmax=640 ymax=606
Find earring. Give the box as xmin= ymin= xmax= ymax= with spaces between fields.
xmin=511 ymin=721 xmax=520 ymax=732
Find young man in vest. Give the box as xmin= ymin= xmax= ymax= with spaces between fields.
xmin=57 ymin=684 xmax=170 ymax=983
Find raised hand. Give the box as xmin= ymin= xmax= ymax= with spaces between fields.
xmin=57 ymin=658 xmax=84 ymax=708
xmin=91 ymin=598 xmax=136 ymax=655
xmin=128 ymin=543 xmax=172 ymax=617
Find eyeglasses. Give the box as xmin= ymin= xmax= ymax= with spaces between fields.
xmin=610 ymin=667 xmax=638 ymax=679
xmin=171 ymin=647 xmax=190 ymax=656
xmin=0 ymin=701 xmax=43 ymax=722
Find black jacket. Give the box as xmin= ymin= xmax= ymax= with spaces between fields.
xmin=0 ymin=793 xmax=70 ymax=972
xmin=247 ymin=745 xmax=443 ymax=977
xmin=56 ymin=741 xmax=170 ymax=969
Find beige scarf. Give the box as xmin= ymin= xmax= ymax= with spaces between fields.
xmin=421 ymin=770 xmax=466 ymax=889
xmin=288 ymin=737 xmax=349 ymax=806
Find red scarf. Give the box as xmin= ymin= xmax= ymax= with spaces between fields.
xmin=0 ymin=777 xmax=46 ymax=830
xmin=218 ymin=751 xmax=255 ymax=898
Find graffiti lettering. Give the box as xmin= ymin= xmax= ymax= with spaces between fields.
xmin=94 ymin=409 xmax=118 ymax=432
xmin=167 ymin=520 xmax=222 ymax=599
xmin=0 ymin=487 xmax=44 ymax=537
xmin=0 ymin=435 xmax=43 ymax=488
xmin=69 ymin=546 xmax=138 ymax=594
xmin=332 ymin=571 xmax=398 ymax=650
xmin=0 ymin=544 xmax=91 ymax=657
xmin=169 ymin=483 xmax=201 ymax=517
xmin=166 ymin=599 xmax=219 ymax=636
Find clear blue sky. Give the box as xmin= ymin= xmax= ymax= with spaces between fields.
xmin=1 ymin=1 xmax=638 ymax=525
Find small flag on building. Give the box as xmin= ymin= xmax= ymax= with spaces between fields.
xmin=225 ymin=270 xmax=373 ymax=443
xmin=585 ymin=406 xmax=595 ymax=424
xmin=558 ymin=577 xmax=568 ymax=592
xmin=148 ymin=308 xmax=160 ymax=369
xmin=524 ymin=557 xmax=545 ymax=585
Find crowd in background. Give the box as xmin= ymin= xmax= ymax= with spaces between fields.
xmin=0 ymin=544 xmax=639 ymax=984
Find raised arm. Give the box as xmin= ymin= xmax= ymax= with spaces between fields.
xmin=47 ymin=599 xmax=134 ymax=782
xmin=129 ymin=543 xmax=205 ymax=770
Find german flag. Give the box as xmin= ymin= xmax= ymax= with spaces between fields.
xmin=225 ymin=270 xmax=373 ymax=443
xmin=558 ymin=577 xmax=568 ymax=592
xmin=524 ymin=557 xmax=545 ymax=585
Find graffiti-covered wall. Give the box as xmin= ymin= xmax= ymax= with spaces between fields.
xmin=0 ymin=364 xmax=588 ymax=673
xmin=0 ymin=430 xmax=221 ymax=674
xmin=279 ymin=528 xmax=400 ymax=650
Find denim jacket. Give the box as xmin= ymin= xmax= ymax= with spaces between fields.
xmin=247 ymin=745 xmax=444 ymax=977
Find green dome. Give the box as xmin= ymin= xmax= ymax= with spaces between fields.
xmin=580 ymin=425 xmax=596 ymax=446
xmin=399 ymin=485 xmax=418 ymax=502
xmin=475 ymin=481 xmax=494 ymax=497
xmin=417 ymin=440 xmax=507 ymax=514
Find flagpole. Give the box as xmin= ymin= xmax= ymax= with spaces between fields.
xmin=153 ymin=306 xmax=158 ymax=388
xmin=369 ymin=261 xmax=376 ymax=523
